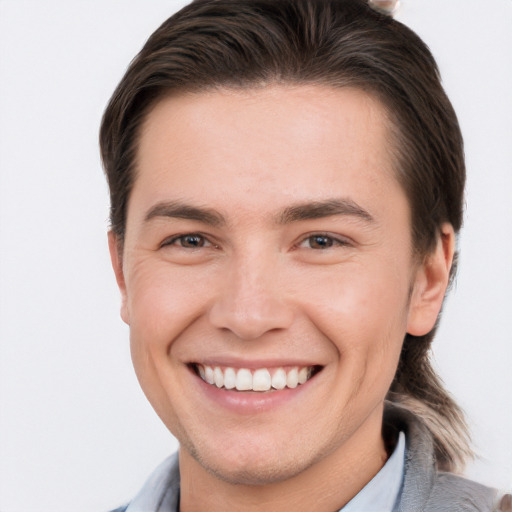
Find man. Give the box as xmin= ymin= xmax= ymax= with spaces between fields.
xmin=100 ymin=0 xmax=510 ymax=510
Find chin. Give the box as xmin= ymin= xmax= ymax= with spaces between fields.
xmin=181 ymin=430 xmax=329 ymax=487
xmin=196 ymin=452 xmax=310 ymax=486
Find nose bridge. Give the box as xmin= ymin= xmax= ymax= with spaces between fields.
xmin=208 ymin=245 xmax=293 ymax=340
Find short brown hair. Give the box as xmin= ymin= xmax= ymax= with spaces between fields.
xmin=100 ymin=0 xmax=469 ymax=470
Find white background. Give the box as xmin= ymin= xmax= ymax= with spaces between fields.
xmin=0 ymin=1 xmax=511 ymax=511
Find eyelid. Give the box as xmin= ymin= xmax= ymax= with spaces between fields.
xmin=159 ymin=232 xmax=215 ymax=249
xmin=158 ymin=231 xmax=352 ymax=251
xmin=296 ymin=232 xmax=353 ymax=249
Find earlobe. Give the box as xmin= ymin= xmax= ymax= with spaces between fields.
xmin=407 ymin=223 xmax=455 ymax=336
xmin=108 ymin=231 xmax=130 ymax=325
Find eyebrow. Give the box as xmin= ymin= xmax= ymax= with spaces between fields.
xmin=143 ymin=198 xmax=374 ymax=227
xmin=277 ymin=198 xmax=375 ymax=224
xmin=144 ymin=201 xmax=226 ymax=227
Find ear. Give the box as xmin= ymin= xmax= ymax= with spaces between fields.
xmin=108 ymin=231 xmax=130 ymax=325
xmin=407 ymin=223 xmax=455 ymax=336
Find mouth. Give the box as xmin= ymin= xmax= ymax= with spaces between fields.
xmin=191 ymin=363 xmax=322 ymax=392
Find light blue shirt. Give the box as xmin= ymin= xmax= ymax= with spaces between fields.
xmin=126 ymin=432 xmax=406 ymax=512
xmin=340 ymin=431 xmax=406 ymax=512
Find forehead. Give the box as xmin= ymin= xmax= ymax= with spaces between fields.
xmin=131 ymin=85 xmax=402 ymax=224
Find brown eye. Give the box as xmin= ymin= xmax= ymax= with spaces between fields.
xmin=179 ymin=234 xmax=206 ymax=248
xmin=161 ymin=233 xmax=210 ymax=249
xmin=308 ymin=235 xmax=334 ymax=249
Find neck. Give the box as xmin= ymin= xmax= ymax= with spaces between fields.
xmin=178 ymin=404 xmax=388 ymax=512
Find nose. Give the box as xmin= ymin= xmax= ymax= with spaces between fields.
xmin=208 ymin=252 xmax=294 ymax=340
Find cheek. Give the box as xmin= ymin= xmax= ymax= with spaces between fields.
xmin=301 ymin=262 xmax=409 ymax=323
xmin=296 ymin=262 xmax=410 ymax=367
xmin=126 ymin=260 xmax=211 ymax=343
xmin=124 ymin=262 xmax=208 ymax=425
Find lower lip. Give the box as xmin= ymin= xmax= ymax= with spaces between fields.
xmin=191 ymin=369 xmax=317 ymax=415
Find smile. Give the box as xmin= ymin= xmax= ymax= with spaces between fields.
xmin=193 ymin=364 xmax=320 ymax=392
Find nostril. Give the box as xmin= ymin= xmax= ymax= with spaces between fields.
xmin=208 ymin=296 xmax=295 ymax=341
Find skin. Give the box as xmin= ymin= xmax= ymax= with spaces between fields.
xmin=109 ymin=85 xmax=454 ymax=512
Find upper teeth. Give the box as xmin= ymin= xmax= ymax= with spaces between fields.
xmin=197 ymin=364 xmax=312 ymax=392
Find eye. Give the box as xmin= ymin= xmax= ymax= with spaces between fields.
xmin=299 ymin=233 xmax=350 ymax=250
xmin=161 ymin=233 xmax=211 ymax=249
xmin=308 ymin=234 xmax=334 ymax=249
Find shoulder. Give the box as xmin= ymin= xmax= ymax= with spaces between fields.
xmin=385 ymin=403 xmax=509 ymax=512
xmin=107 ymin=453 xmax=180 ymax=512
xmin=425 ymin=472 xmax=499 ymax=511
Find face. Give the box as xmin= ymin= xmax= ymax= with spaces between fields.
xmin=110 ymin=85 xmax=446 ymax=486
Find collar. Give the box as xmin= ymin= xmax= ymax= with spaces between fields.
xmin=125 ymin=453 xmax=180 ymax=512
xmin=339 ymin=431 xmax=405 ymax=512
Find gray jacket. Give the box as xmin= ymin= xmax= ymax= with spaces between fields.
xmin=111 ymin=406 xmax=510 ymax=511
xmin=383 ymin=405 xmax=507 ymax=511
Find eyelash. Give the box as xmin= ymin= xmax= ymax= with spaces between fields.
xmin=160 ymin=232 xmax=350 ymax=251
xmin=160 ymin=233 xmax=214 ymax=249
xmin=297 ymin=233 xmax=351 ymax=250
